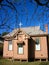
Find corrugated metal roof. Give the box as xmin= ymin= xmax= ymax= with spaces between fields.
xmin=3 ymin=26 xmax=46 ymax=37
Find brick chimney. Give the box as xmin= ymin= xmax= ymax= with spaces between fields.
xmin=45 ymin=24 xmax=48 ymax=34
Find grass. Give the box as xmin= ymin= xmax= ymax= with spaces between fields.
xmin=0 ymin=59 xmax=49 ymax=65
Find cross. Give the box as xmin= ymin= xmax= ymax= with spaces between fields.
xmin=19 ymin=22 xmax=22 ymax=28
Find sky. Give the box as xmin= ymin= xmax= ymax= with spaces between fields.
xmin=0 ymin=0 xmax=49 ymax=34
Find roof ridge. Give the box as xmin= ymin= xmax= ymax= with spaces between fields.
xmin=3 ymin=26 xmax=46 ymax=38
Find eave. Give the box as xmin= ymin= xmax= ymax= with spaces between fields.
xmin=30 ymin=34 xmax=48 ymax=37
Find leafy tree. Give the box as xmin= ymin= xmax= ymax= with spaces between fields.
xmin=2 ymin=32 xmax=9 ymax=36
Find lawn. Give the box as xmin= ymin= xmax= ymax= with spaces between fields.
xmin=0 ymin=59 xmax=49 ymax=65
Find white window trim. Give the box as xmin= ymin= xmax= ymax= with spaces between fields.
xmin=8 ymin=40 xmax=12 ymax=51
xmin=35 ymin=38 xmax=40 ymax=50
xmin=35 ymin=43 xmax=40 ymax=50
xmin=18 ymin=44 xmax=24 ymax=54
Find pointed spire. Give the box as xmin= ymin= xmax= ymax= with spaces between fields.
xmin=19 ymin=22 xmax=22 ymax=28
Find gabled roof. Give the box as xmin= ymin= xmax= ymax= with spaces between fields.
xmin=13 ymin=29 xmax=30 ymax=38
xmin=3 ymin=26 xmax=47 ymax=38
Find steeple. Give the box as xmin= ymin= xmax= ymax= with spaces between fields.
xmin=19 ymin=22 xmax=22 ymax=28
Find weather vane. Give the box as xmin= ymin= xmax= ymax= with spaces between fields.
xmin=19 ymin=22 xmax=22 ymax=28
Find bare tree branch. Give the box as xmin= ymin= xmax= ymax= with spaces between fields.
xmin=0 ymin=4 xmax=14 ymax=10
xmin=0 ymin=0 xmax=3 ymax=3
xmin=34 ymin=0 xmax=49 ymax=8
xmin=6 ymin=0 xmax=17 ymax=12
xmin=35 ymin=0 xmax=48 ymax=6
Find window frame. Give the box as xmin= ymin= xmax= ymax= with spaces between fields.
xmin=35 ymin=38 xmax=40 ymax=51
xmin=8 ymin=40 xmax=13 ymax=51
xmin=17 ymin=44 xmax=24 ymax=55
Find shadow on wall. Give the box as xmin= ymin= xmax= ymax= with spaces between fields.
xmin=0 ymin=43 xmax=3 ymax=58
xmin=47 ymin=35 xmax=49 ymax=61
xmin=28 ymin=38 xmax=35 ymax=61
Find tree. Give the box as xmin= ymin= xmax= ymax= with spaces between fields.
xmin=35 ymin=0 xmax=49 ymax=8
xmin=0 ymin=0 xmax=49 ymax=32
xmin=2 ymin=32 xmax=9 ymax=36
